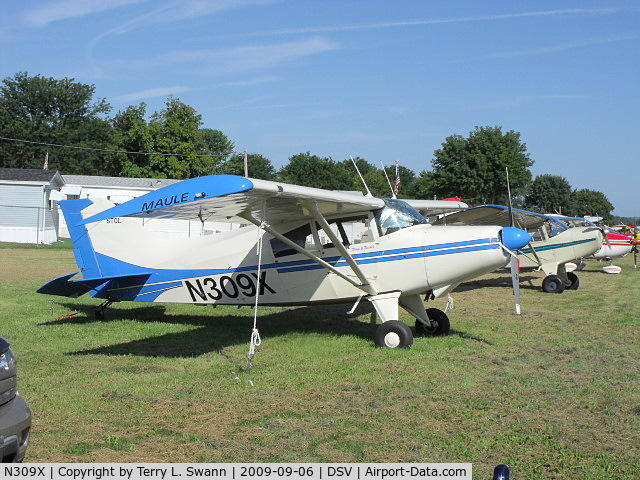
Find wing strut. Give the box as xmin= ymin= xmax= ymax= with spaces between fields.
xmin=307 ymin=202 xmax=377 ymax=295
xmin=241 ymin=210 xmax=377 ymax=296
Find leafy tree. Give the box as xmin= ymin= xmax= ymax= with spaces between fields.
xmin=194 ymin=128 xmax=234 ymax=177
xmin=114 ymin=103 xmax=234 ymax=179
xmin=278 ymin=152 xmax=354 ymax=190
xmin=430 ymin=126 xmax=534 ymax=204
xmin=219 ymin=152 xmax=276 ymax=180
xmin=334 ymin=158 xmax=417 ymax=198
xmin=525 ymin=174 xmax=573 ymax=214
xmin=336 ymin=157 xmax=384 ymax=195
xmin=410 ymin=170 xmax=438 ymax=199
xmin=144 ymin=97 xmax=204 ymax=179
xmin=0 ymin=72 xmax=115 ymax=174
xmin=113 ymin=103 xmax=154 ymax=178
xmin=570 ymin=189 xmax=614 ymax=223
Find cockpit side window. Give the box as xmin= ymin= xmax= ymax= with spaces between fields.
xmin=548 ymin=217 xmax=569 ymax=236
xmin=374 ymin=199 xmax=428 ymax=236
xmin=270 ymin=223 xmax=313 ymax=258
xmin=316 ymin=215 xmax=372 ymax=249
xmin=270 ymin=214 xmax=378 ymax=257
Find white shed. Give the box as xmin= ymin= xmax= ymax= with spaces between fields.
xmin=0 ymin=168 xmax=64 ymax=244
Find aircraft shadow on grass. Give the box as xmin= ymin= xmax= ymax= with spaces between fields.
xmin=41 ymin=301 xmax=489 ymax=358
xmin=456 ymin=273 xmax=542 ymax=292
xmin=43 ymin=302 xmax=377 ymax=358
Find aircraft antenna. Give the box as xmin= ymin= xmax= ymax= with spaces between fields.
xmin=380 ymin=161 xmax=396 ymax=199
xmin=506 ymin=167 xmax=514 ymax=226
xmin=350 ymin=155 xmax=373 ymax=197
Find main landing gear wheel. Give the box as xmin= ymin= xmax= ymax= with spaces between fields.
xmin=415 ymin=308 xmax=451 ymax=336
xmin=565 ymin=271 xmax=580 ymax=290
xmin=375 ymin=320 xmax=413 ymax=349
xmin=542 ymin=274 xmax=565 ymax=294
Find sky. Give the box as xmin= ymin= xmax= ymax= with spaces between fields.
xmin=1 ymin=1 xmax=639 ymax=217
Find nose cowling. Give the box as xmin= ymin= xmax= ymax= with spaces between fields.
xmin=501 ymin=226 xmax=532 ymax=251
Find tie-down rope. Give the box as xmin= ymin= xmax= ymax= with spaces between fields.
xmin=246 ymin=205 xmax=266 ymax=371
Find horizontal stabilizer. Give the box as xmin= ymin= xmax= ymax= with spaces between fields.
xmin=37 ymin=272 xmax=152 ymax=299
xmin=37 ymin=272 xmax=92 ymax=298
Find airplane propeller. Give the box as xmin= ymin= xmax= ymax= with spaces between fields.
xmin=600 ymin=224 xmax=611 ymax=249
xmin=505 ymin=167 xmax=524 ymax=315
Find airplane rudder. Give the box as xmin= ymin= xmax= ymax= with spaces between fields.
xmin=60 ymin=198 xmax=102 ymax=278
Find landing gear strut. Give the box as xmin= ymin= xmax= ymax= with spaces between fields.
xmin=93 ymin=299 xmax=115 ymax=318
xmin=369 ymin=292 xmax=451 ymax=348
xmin=374 ymin=321 xmax=413 ymax=348
xmin=541 ymin=274 xmax=565 ymax=294
xmin=565 ymin=272 xmax=580 ymax=290
xmin=415 ymin=308 xmax=450 ymax=336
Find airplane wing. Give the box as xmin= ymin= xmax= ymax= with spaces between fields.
xmin=433 ymin=205 xmax=549 ymax=230
xmin=80 ymin=175 xmax=385 ymax=227
xmin=402 ymin=199 xmax=468 ymax=216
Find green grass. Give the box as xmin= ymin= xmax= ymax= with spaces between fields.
xmin=1 ymin=243 xmax=639 ymax=478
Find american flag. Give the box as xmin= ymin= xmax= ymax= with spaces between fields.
xmin=393 ymin=161 xmax=400 ymax=195
xmin=43 ymin=152 xmax=49 ymax=170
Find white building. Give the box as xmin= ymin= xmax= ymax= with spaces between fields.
xmin=0 ymin=168 xmax=64 ymax=244
xmin=0 ymin=170 xmax=245 ymax=244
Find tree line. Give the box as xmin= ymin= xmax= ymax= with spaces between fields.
xmin=0 ymin=72 xmax=622 ymax=223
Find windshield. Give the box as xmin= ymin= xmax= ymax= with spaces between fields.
xmin=547 ymin=217 xmax=570 ymax=235
xmin=374 ymin=199 xmax=428 ymax=236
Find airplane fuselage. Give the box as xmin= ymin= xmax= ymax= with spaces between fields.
xmin=517 ymin=226 xmax=603 ymax=275
xmin=86 ymin=215 xmax=512 ymax=306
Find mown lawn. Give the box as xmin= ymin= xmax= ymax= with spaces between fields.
xmin=1 ymin=242 xmax=638 ymax=479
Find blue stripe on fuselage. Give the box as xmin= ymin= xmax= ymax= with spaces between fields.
xmin=277 ymin=242 xmax=500 ymax=273
xmin=519 ymin=238 xmax=595 ymax=254
xmin=91 ymin=237 xmax=501 ymax=301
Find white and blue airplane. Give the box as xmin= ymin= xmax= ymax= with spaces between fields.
xmin=38 ymin=175 xmax=531 ymax=348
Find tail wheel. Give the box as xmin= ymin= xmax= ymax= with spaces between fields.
xmin=415 ymin=308 xmax=450 ymax=336
xmin=375 ymin=320 xmax=413 ymax=348
xmin=565 ymin=272 xmax=580 ymax=290
xmin=542 ymin=274 xmax=565 ymax=294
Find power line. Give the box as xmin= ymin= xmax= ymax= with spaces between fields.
xmin=0 ymin=136 xmax=221 ymax=158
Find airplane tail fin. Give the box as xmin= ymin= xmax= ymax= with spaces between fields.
xmin=60 ymin=198 xmax=103 ymax=279
xmin=38 ymin=198 xmax=156 ymax=299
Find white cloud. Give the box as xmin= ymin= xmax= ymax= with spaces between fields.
xmin=140 ymin=0 xmax=276 ymax=25
xmin=243 ymin=8 xmax=619 ymax=37
xmin=147 ymin=37 xmax=340 ymax=75
xmin=477 ymin=33 xmax=637 ymax=60
xmin=84 ymin=0 xmax=278 ymax=74
xmin=111 ymin=76 xmax=277 ymax=104
xmin=22 ymin=0 xmax=147 ymax=28
xmin=113 ymin=86 xmax=192 ymax=103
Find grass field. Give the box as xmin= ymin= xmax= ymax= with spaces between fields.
xmin=1 ymin=241 xmax=638 ymax=479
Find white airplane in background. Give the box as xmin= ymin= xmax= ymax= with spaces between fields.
xmin=38 ymin=175 xmax=531 ymax=348
xmin=552 ymin=216 xmax=633 ymax=261
xmin=549 ymin=216 xmax=634 ymax=274
xmin=433 ymin=205 xmax=603 ymax=294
